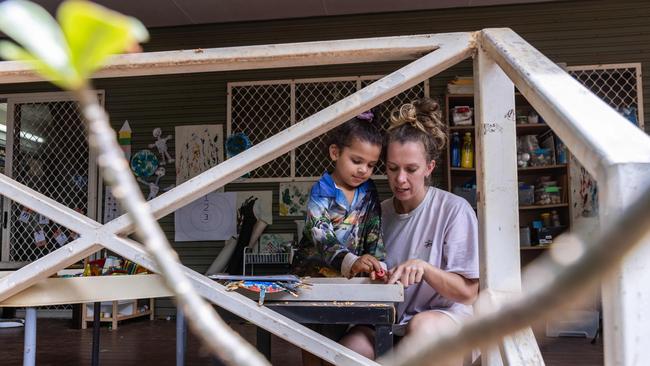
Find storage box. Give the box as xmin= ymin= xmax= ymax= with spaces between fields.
xmin=546 ymin=310 xmax=599 ymax=338
xmin=518 ymin=185 xmax=535 ymax=206
xmin=451 ymin=106 xmax=473 ymax=126
xmin=535 ymin=186 xmax=562 ymax=205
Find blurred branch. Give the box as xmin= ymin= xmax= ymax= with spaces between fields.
xmin=76 ymin=83 xmax=269 ymax=366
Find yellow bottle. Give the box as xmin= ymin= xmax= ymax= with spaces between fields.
xmin=461 ymin=132 xmax=474 ymax=168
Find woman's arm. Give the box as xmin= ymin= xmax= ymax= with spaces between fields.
xmin=387 ymin=259 xmax=479 ymax=304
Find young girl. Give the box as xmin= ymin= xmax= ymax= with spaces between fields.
xmin=291 ymin=111 xmax=386 ymax=279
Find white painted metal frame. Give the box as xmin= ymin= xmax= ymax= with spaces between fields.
xmin=0 ymin=33 xmax=473 ymax=366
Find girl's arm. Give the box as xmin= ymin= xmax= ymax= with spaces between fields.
xmin=387 ymin=259 xmax=479 ymax=304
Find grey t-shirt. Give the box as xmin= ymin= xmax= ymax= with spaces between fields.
xmin=382 ymin=187 xmax=479 ymax=324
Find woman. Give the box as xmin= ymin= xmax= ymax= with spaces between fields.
xmin=340 ymin=98 xmax=479 ymax=362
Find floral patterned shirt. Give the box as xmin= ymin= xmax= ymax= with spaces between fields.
xmin=291 ymin=172 xmax=385 ymax=277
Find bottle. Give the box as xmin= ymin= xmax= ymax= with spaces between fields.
xmin=551 ymin=210 xmax=561 ymax=227
xmin=461 ymin=132 xmax=474 ymax=169
xmin=540 ymin=212 xmax=552 ymax=227
xmin=450 ymin=133 xmax=461 ymax=167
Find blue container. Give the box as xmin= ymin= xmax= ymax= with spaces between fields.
xmin=450 ymin=132 xmax=461 ymax=167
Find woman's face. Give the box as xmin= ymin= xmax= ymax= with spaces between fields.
xmin=385 ymin=141 xmax=435 ymax=210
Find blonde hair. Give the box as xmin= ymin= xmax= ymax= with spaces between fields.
xmin=386 ymin=98 xmax=447 ymax=162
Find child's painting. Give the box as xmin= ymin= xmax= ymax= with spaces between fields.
xmin=258 ymin=233 xmax=294 ymax=253
xmin=570 ymin=154 xmax=600 ymax=243
xmin=236 ymin=191 xmax=273 ymax=225
xmin=175 ymin=125 xmax=224 ymax=185
xmin=279 ymin=182 xmax=311 ymax=216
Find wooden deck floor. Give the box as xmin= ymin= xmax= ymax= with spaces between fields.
xmin=0 ymin=318 xmax=603 ymax=365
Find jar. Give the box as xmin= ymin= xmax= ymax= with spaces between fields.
xmin=540 ymin=212 xmax=552 ymax=227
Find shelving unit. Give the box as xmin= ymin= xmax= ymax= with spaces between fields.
xmin=444 ymin=92 xmax=571 ymax=260
xmin=81 ymin=298 xmax=154 ymax=330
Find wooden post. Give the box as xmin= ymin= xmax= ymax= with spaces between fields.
xmin=474 ymin=42 xmax=542 ymax=365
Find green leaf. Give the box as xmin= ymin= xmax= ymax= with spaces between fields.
xmin=0 ymin=0 xmax=79 ymax=86
xmin=58 ymin=0 xmax=149 ymax=80
xmin=0 ymin=41 xmax=74 ymax=89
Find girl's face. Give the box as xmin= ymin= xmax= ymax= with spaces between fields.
xmin=385 ymin=141 xmax=435 ymax=211
xmin=329 ymin=138 xmax=381 ymax=191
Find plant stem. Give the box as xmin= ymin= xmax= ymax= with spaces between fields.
xmin=74 ymin=86 xmax=269 ymax=366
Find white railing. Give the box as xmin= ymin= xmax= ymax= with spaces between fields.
xmin=0 ymin=29 xmax=648 ymax=366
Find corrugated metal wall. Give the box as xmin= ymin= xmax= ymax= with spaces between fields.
xmin=1 ymin=0 xmax=648 ymax=317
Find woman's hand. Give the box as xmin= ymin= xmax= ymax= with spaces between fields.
xmin=349 ymin=254 xmax=383 ymax=279
xmin=387 ymin=259 xmax=427 ymax=287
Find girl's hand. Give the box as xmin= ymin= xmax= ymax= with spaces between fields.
xmin=349 ymin=254 xmax=383 ymax=279
xmin=387 ymin=259 xmax=427 ymax=287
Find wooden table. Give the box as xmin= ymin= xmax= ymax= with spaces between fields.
xmin=1 ymin=273 xmax=403 ymax=365
xmin=0 ymin=272 xmax=173 ymax=366
xmin=259 ymin=301 xmax=396 ymax=358
xmin=230 ymin=277 xmax=403 ymax=359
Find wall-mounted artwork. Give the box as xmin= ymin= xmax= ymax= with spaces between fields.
xmin=175 ymin=192 xmax=237 ymax=242
xmin=119 ymin=120 xmax=132 ymax=160
xmin=258 ymin=233 xmax=294 ymax=253
xmin=569 ymin=151 xmax=601 ymax=244
xmin=236 ymin=191 xmax=273 ymax=225
xmin=279 ymin=182 xmax=311 ymax=216
xmin=175 ymin=125 xmax=224 ymax=185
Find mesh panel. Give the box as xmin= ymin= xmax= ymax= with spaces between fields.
xmin=568 ymin=66 xmax=641 ymax=115
xmin=361 ymin=79 xmax=427 ymax=173
xmin=566 ymin=65 xmax=643 ymax=220
xmin=295 ymin=80 xmax=357 ymax=177
xmin=230 ymin=84 xmax=291 ymax=178
xmin=230 ymin=77 xmax=427 ymax=180
xmin=9 ymin=101 xmax=89 ymax=262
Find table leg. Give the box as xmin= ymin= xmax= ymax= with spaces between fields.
xmin=92 ymin=302 xmax=101 ymax=366
xmin=374 ymin=324 xmax=393 ymax=357
xmin=256 ymin=327 xmax=272 ymax=361
xmin=176 ymin=307 xmax=186 ymax=366
xmin=23 ymin=307 xmax=36 ymax=366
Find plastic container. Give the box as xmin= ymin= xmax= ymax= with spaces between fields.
xmin=535 ymin=186 xmax=562 ymax=205
xmin=450 ymin=132 xmax=461 ymax=167
xmin=530 ymin=148 xmax=554 ymax=166
xmin=518 ymin=184 xmax=535 ymax=206
xmin=461 ymin=132 xmax=474 ymax=169
xmin=452 ymin=106 xmax=473 ymax=126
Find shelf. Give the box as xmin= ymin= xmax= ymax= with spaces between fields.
xmin=448 ymin=123 xmax=550 ymax=134
xmin=518 ymin=164 xmax=567 ymax=171
xmin=520 ymin=245 xmax=551 ymax=251
xmin=449 ymin=125 xmax=475 ymax=131
xmin=450 ymin=165 xmax=567 ymax=172
xmin=519 ymin=203 xmax=568 ymax=210
xmin=90 ymin=310 xmax=152 ymax=322
xmin=450 ymin=167 xmax=476 ymax=171
xmin=516 ymin=123 xmax=550 ymax=134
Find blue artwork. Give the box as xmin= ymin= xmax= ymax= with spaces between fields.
xmin=130 ymin=149 xmax=159 ymax=177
